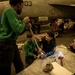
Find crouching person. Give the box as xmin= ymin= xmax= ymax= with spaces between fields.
xmin=24 ymin=32 xmax=39 ymax=68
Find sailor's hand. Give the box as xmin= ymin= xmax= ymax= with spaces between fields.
xmin=27 ymin=23 xmax=32 ymax=28
xmin=42 ymin=51 xmax=46 ymax=54
xmin=38 ymin=48 xmax=43 ymax=53
xmin=23 ymin=16 xmax=30 ymax=23
xmin=26 ymin=23 xmax=32 ymax=30
xmin=41 ymin=54 xmax=46 ymax=59
xmin=43 ymin=54 xmax=46 ymax=58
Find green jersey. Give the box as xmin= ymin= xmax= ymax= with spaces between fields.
xmin=0 ymin=7 xmax=26 ymax=40
xmin=24 ymin=40 xmax=37 ymax=57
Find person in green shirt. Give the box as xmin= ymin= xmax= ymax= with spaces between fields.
xmin=0 ymin=0 xmax=31 ymax=75
xmin=24 ymin=32 xmax=39 ymax=68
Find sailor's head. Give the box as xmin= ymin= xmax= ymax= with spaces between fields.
xmin=27 ymin=32 xmax=33 ymax=38
xmin=26 ymin=32 xmax=34 ymax=41
xmin=45 ymin=31 xmax=55 ymax=41
xmin=9 ymin=0 xmax=23 ymax=15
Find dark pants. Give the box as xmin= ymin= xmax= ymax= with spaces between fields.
xmin=0 ymin=39 xmax=24 ymax=75
xmin=25 ymin=56 xmax=35 ymax=68
xmin=25 ymin=50 xmax=38 ymax=68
